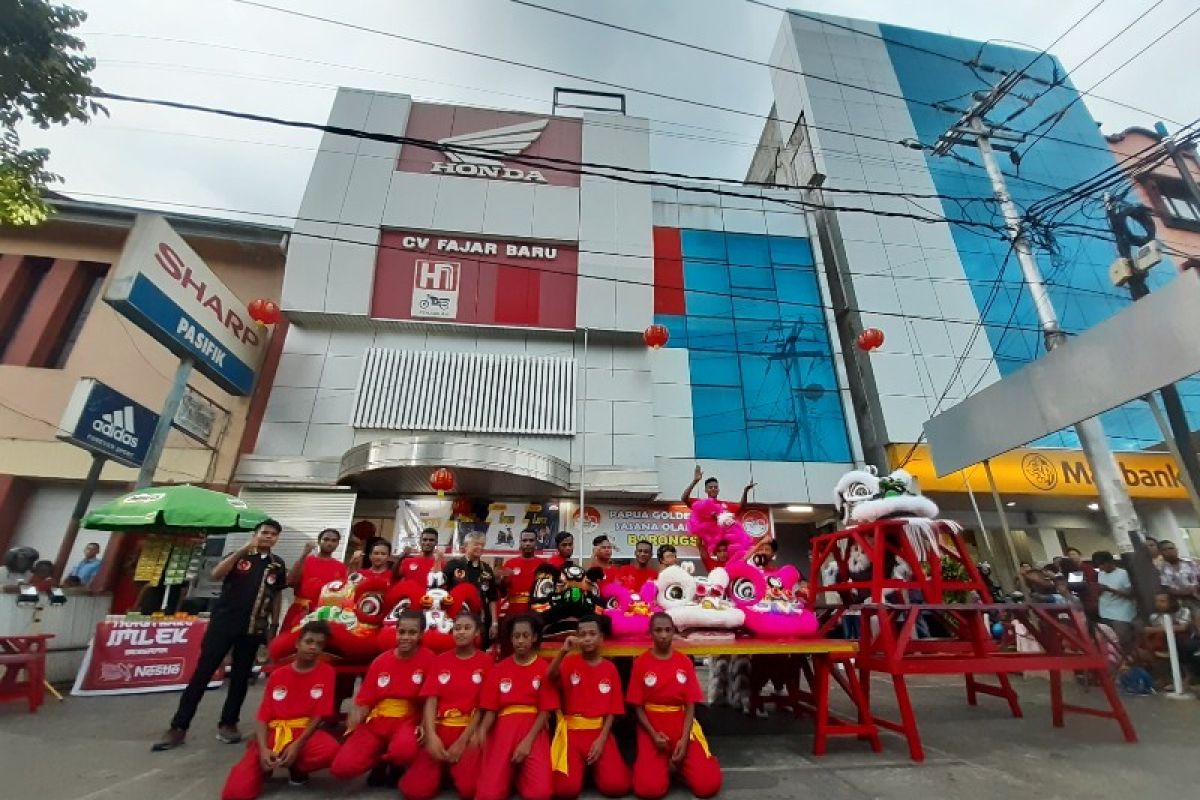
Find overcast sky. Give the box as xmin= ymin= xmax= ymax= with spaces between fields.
xmin=20 ymin=0 xmax=1197 ymax=227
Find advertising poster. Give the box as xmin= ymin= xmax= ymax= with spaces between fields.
xmin=455 ymin=500 xmax=561 ymax=555
xmin=571 ymin=503 xmax=773 ymax=560
xmin=72 ymin=618 xmax=222 ymax=696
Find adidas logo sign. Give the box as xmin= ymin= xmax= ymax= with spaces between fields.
xmin=93 ymin=405 xmax=139 ymax=448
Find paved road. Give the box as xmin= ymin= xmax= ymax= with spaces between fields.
xmin=2 ymin=673 xmax=1196 ymax=799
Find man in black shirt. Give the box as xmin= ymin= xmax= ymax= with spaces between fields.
xmin=153 ymin=519 xmax=287 ymax=751
xmin=443 ymin=531 xmax=499 ymax=645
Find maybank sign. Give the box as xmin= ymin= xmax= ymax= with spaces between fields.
xmin=104 ymin=215 xmax=265 ymax=395
xmin=891 ymin=444 xmax=1188 ymax=501
xmin=58 ymin=379 xmax=159 ymax=468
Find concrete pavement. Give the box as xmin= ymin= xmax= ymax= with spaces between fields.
xmin=2 ymin=673 xmax=1196 ymax=799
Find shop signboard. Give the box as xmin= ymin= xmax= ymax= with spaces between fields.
xmin=571 ymin=503 xmax=774 ymax=560
xmin=394 ymin=498 xmax=562 ymax=556
xmin=104 ymin=215 xmax=266 ymax=396
xmin=71 ymin=618 xmax=222 ymax=696
xmin=57 ymin=378 xmax=159 ymax=468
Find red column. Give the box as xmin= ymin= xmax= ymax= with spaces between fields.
xmin=0 ymin=255 xmax=37 ymax=334
xmin=2 ymin=259 xmax=91 ymax=367
xmin=0 ymin=475 xmax=34 ymax=557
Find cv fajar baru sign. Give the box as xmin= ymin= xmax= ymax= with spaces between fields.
xmin=71 ymin=618 xmax=222 ymax=696
xmin=104 ymin=215 xmax=266 ymax=395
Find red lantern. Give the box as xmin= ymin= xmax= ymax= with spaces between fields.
xmin=430 ymin=468 xmax=455 ymax=497
xmin=247 ymin=298 xmax=282 ymax=326
xmin=643 ymin=323 xmax=669 ymax=349
xmin=451 ymin=497 xmax=472 ymax=519
xmin=856 ymin=327 xmax=884 ymax=352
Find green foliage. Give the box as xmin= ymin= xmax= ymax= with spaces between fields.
xmin=0 ymin=0 xmax=104 ymax=225
xmin=940 ymin=555 xmax=971 ymax=604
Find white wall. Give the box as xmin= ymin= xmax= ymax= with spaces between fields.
xmin=11 ymin=483 xmax=125 ymax=573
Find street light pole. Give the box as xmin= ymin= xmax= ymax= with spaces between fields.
xmin=967 ymin=115 xmax=1141 ymax=552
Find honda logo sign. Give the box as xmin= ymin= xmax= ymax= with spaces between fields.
xmin=411 ymin=260 xmax=460 ymax=319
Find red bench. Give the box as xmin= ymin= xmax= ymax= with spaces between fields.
xmin=0 ymin=635 xmax=53 ymax=713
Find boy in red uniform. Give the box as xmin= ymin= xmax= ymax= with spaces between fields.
xmin=397 ymin=528 xmax=441 ymax=584
xmin=282 ymin=529 xmax=349 ymax=632
xmin=547 ymin=615 xmax=630 ymax=799
xmin=626 ymin=612 xmax=722 ymax=800
xmin=221 ymin=621 xmax=339 ymax=800
xmin=475 ymin=614 xmax=558 ymax=800
xmin=587 ymin=535 xmax=622 ymax=586
xmin=400 ymin=612 xmax=492 ymax=800
xmin=502 ymin=530 xmax=544 ymax=618
xmin=620 ymin=540 xmax=658 ymax=590
xmin=330 ymin=611 xmax=433 ymax=782
xmin=547 ymin=532 xmax=574 ymax=570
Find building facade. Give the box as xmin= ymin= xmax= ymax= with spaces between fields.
xmin=0 ymin=198 xmax=287 ymax=576
xmin=236 ymin=89 xmax=859 ymax=562
xmin=749 ymin=12 xmax=1200 ymax=563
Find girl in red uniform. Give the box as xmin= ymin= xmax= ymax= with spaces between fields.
xmin=626 ymin=612 xmax=722 ymax=800
xmin=475 ymin=614 xmax=558 ymax=800
xmin=282 ymin=529 xmax=348 ymax=632
xmin=222 ymin=621 xmax=339 ymax=800
xmin=400 ymin=612 xmax=492 ymax=800
xmin=547 ymin=615 xmax=631 ymax=799
xmin=330 ymin=611 xmax=433 ymax=782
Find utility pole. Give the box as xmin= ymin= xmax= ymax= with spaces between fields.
xmin=932 ymin=80 xmax=1142 ymax=554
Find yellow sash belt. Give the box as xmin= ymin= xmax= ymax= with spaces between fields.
xmin=267 ymin=718 xmax=311 ymax=754
xmin=551 ymin=713 xmax=604 ymax=774
xmin=438 ymin=708 xmax=473 ymax=728
xmin=367 ymin=698 xmax=416 ymax=723
xmin=643 ymin=704 xmax=712 ymax=758
xmin=499 ymin=704 xmax=538 ymax=717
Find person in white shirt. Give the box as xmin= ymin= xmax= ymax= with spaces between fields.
xmin=1093 ymin=551 xmax=1137 ymax=653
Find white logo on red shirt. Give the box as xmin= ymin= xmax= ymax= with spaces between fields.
xmin=438 ymin=672 xmax=452 ymax=685
xmin=532 ymin=677 xmax=541 ymax=690
xmin=472 ymin=671 xmax=483 ymax=684
xmin=500 ymin=679 xmax=513 ymax=694
xmin=676 ymin=670 xmax=687 ymax=684
xmin=513 ymin=567 xmax=522 ymax=575
xmin=310 ymin=685 xmax=324 ymax=700
xmin=378 ymin=673 xmax=391 ymax=688
xmin=412 ymin=670 xmax=424 ymax=684
xmin=598 ymin=681 xmax=612 ymax=694
xmin=570 ymin=672 xmax=581 ymax=686
xmin=643 ymin=673 xmax=657 ymax=687
xmin=272 ymin=686 xmax=288 ymax=701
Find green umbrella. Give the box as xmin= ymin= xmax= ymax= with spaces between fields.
xmin=82 ymin=484 xmax=269 ymax=533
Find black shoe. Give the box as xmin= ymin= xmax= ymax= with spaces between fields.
xmin=151 ymin=728 xmax=186 ymax=752
xmin=216 ymin=725 xmax=243 ymax=744
xmin=288 ymin=769 xmax=310 ymax=787
xmin=366 ymin=763 xmax=391 ymax=787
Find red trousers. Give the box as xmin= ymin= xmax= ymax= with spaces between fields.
xmin=399 ymin=723 xmax=482 ymax=800
xmin=632 ymin=710 xmax=722 ymax=800
xmin=552 ymin=728 xmax=631 ymax=799
xmin=476 ymin=713 xmax=553 ymax=800
xmin=329 ymin=715 xmax=421 ymax=779
xmin=221 ymin=729 xmax=339 ymax=800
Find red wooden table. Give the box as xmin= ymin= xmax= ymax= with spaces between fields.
xmin=0 ymin=634 xmax=53 ymax=713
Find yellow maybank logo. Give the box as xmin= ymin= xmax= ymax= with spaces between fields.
xmin=889 ymin=444 xmax=1187 ymax=500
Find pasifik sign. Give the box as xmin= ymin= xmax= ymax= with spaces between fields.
xmin=372 ymin=230 xmax=578 ymax=329
xmin=72 ymin=619 xmax=222 ymax=696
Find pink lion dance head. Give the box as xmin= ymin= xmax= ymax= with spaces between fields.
xmin=687 ymin=497 xmax=755 ymax=562
xmin=600 ymin=580 xmax=658 ymax=638
xmin=724 ymin=562 xmax=818 ymax=638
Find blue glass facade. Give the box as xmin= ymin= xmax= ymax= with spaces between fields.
xmin=655 ymin=229 xmax=851 ymax=463
xmin=877 ymin=25 xmax=1200 ymax=451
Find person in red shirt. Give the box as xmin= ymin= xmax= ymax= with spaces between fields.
xmin=626 ymin=613 xmax=722 ymax=800
xmin=587 ymin=536 xmax=622 ymax=586
xmin=221 ymin=621 xmax=339 ymax=800
xmin=620 ymin=540 xmax=659 ymax=590
xmin=475 ymin=615 xmax=558 ymax=800
xmin=330 ymin=611 xmax=433 ymax=782
xmin=397 ymin=528 xmax=442 ymax=585
xmin=282 ymin=529 xmax=348 ymax=632
xmin=547 ymin=616 xmax=630 ymax=799
xmin=399 ymin=612 xmax=492 ymax=800
xmin=502 ymin=530 xmax=544 ymax=618
xmin=547 ymin=532 xmax=575 ymax=570
xmin=351 ymin=538 xmax=397 ymax=594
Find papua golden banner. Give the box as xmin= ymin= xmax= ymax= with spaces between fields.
xmin=888 ymin=444 xmax=1188 ymax=500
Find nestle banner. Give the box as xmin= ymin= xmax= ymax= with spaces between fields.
xmin=72 ymin=619 xmax=221 ymax=696
xmin=571 ymin=504 xmax=774 ymax=560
